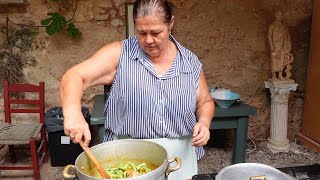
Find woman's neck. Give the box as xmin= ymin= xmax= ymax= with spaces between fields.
xmin=150 ymin=40 xmax=176 ymax=76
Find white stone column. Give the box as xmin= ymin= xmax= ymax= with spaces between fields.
xmin=264 ymin=80 xmax=298 ymax=152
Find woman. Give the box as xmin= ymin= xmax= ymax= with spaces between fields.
xmin=60 ymin=0 xmax=214 ymax=179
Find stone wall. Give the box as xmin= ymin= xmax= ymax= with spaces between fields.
xmin=0 ymin=0 xmax=313 ymax=141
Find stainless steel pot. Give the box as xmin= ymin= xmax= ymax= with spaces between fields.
xmin=63 ymin=139 xmax=181 ymax=180
xmin=215 ymin=163 xmax=296 ymax=180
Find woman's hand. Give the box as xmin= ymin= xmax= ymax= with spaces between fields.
xmin=64 ymin=112 xmax=91 ymax=147
xmin=193 ymin=70 xmax=214 ymax=147
xmin=192 ymin=121 xmax=210 ymax=147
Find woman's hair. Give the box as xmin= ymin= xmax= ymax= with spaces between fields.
xmin=133 ymin=0 xmax=172 ymax=25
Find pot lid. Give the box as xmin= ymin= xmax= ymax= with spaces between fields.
xmin=215 ymin=163 xmax=296 ymax=180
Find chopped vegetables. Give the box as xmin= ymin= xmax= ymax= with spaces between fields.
xmin=105 ymin=161 xmax=152 ymax=179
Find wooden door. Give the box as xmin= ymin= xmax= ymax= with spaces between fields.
xmin=299 ymin=0 xmax=320 ymax=152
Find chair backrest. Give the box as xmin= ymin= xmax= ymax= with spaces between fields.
xmin=4 ymin=80 xmax=45 ymax=124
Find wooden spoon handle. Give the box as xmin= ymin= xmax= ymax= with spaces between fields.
xmin=79 ymin=141 xmax=110 ymax=179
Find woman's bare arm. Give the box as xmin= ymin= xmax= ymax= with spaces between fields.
xmin=193 ymin=71 xmax=215 ymax=146
xmin=60 ymin=41 xmax=122 ymax=147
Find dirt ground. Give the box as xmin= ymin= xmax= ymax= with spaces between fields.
xmin=198 ymin=140 xmax=320 ymax=175
xmin=0 ymin=138 xmax=319 ymax=180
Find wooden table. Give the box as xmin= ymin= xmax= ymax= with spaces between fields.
xmin=90 ymin=94 xmax=256 ymax=164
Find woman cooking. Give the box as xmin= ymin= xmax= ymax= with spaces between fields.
xmin=60 ymin=0 xmax=215 ymax=179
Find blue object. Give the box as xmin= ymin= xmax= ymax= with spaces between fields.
xmin=210 ymin=91 xmax=240 ymax=108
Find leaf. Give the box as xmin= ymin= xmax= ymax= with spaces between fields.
xmin=67 ymin=23 xmax=82 ymax=38
xmin=42 ymin=13 xmax=67 ymax=36
xmin=40 ymin=18 xmax=52 ymax=26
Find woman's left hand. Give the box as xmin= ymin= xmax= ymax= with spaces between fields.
xmin=192 ymin=122 xmax=210 ymax=146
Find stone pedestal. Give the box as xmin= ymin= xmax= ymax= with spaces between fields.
xmin=264 ymin=80 xmax=298 ymax=152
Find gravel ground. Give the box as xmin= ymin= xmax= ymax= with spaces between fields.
xmin=1 ymin=140 xmax=319 ymax=179
xmin=198 ymin=140 xmax=320 ymax=174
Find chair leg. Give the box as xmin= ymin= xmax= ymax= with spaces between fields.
xmin=41 ymin=127 xmax=48 ymax=163
xmin=8 ymin=145 xmax=17 ymax=163
xmin=30 ymin=138 xmax=41 ymax=180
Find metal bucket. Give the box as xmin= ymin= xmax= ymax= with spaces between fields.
xmin=63 ymin=139 xmax=181 ymax=180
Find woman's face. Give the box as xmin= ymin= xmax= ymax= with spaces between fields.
xmin=135 ymin=15 xmax=171 ymax=58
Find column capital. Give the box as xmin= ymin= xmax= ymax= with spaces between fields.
xmin=264 ymin=80 xmax=298 ymax=91
xmin=264 ymin=80 xmax=298 ymax=104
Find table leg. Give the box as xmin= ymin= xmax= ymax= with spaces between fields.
xmin=232 ymin=117 xmax=248 ymax=164
xmin=98 ymin=124 xmax=105 ymax=143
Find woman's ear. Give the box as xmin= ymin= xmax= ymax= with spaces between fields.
xmin=169 ymin=16 xmax=175 ymax=31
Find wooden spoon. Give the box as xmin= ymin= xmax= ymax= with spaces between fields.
xmin=79 ymin=141 xmax=110 ymax=179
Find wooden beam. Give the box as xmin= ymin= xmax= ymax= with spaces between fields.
xmin=296 ymin=133 xmax=320 ymax=153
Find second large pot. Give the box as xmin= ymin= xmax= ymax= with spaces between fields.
xmin=215 ymin=163 xmax=296 ymax=180
xmin=63 ymin=139 xmax=181 ymax=180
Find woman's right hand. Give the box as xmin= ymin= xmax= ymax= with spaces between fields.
xmin=64 ymin=112 xmax=91 ymax=148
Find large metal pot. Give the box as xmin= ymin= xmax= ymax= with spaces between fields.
xmin=215 ymin=163 xmax=296 ymax=180
xmin=63 ymin=139 xmax=181 ymax=180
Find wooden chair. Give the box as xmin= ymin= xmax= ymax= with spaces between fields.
xmin=0 ymin=80 xmax=48 ymax=180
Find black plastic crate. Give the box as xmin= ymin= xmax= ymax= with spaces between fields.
xmin=48 ymin=131 xmax=83 ymax=167
xmin=45 ymin=106 xmax=91 ymax=167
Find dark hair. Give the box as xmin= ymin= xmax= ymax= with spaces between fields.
xmin=133 ymin=0 xmax=172 ymax=25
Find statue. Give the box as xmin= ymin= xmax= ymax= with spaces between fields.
xmin=268 ymin=11 xmax=293 ymax=81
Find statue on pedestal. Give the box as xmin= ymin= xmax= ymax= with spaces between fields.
xmin=268 ymin=11 xmax=293 ymax=81
xmin=265 ymin=11 xmax=298 ymax=152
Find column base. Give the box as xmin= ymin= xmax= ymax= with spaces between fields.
xmin=267 ymin=138 xmax=290 ymax=153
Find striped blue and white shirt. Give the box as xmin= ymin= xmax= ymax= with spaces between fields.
xmin=103 ymin=35 xmax=205 ymax=159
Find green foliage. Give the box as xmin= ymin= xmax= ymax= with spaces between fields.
xmin=40 ymin=0 xmax=81 ymax=38
xmin=11 ymin=27 xmax=38 ymax=52
xmin=67 ymin=23 xmax=82 ymax=38
xmin=41 ymin=13 xmax=67 ymax=35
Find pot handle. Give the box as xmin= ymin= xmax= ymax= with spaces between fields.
xmin=63 ymin=164 xmax=77 ymax=179
xmin=250 ymin=175 xmax=268 ymax=180
xmin=165 ymin=157 xmax=182 ymax=177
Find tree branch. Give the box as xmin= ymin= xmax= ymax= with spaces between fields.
xmin=68 ymin=0 xmax=78 ymax=23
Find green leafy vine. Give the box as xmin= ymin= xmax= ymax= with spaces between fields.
xmin=40 ymin=0 xmax=81 ymax=38
xmin=7 ymin=0 xmax=81 ymax=38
